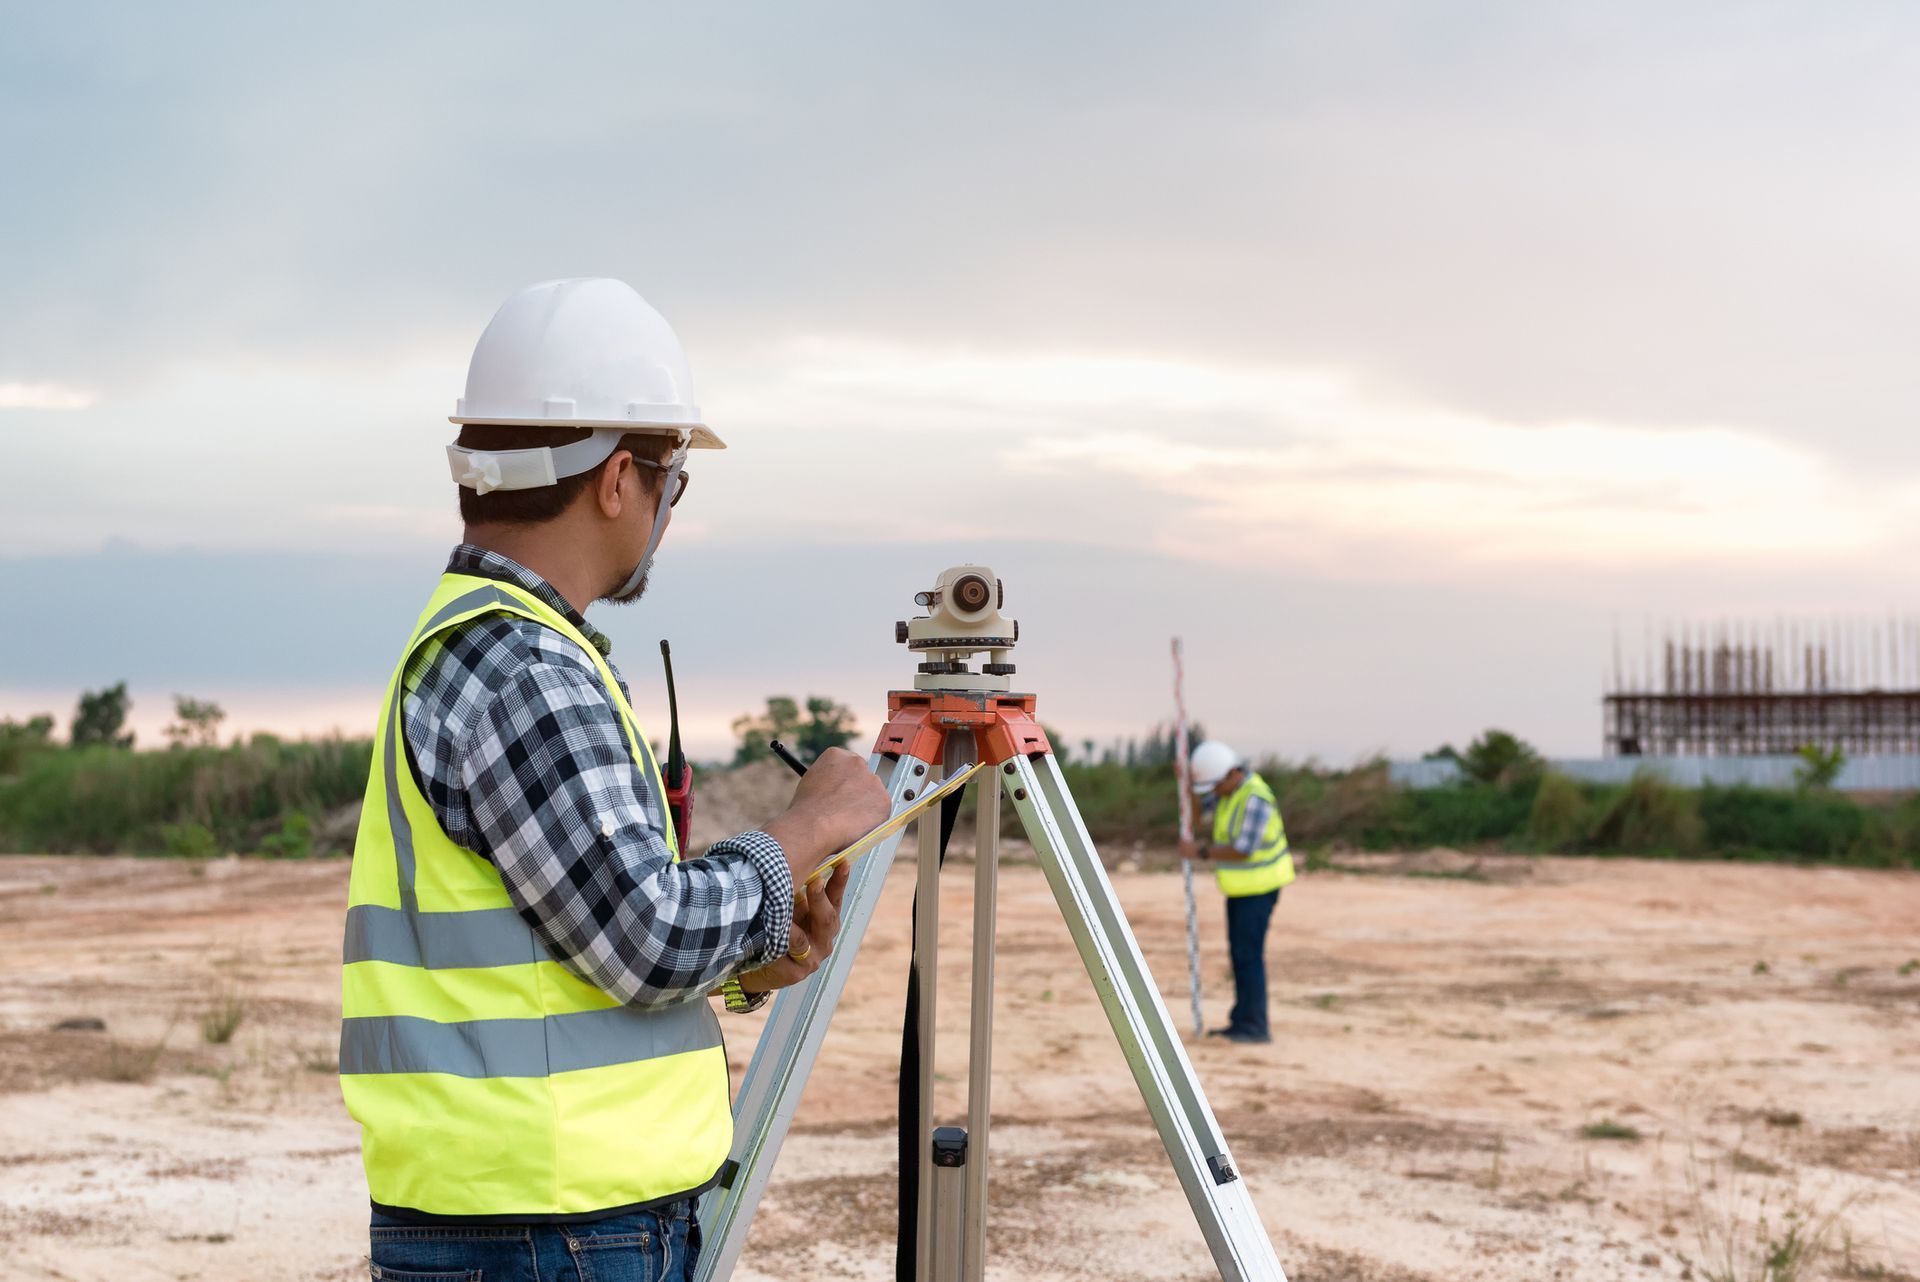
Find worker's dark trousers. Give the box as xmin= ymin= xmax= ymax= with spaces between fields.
xmin=1224 ymin=889 xmax=1280 ymax=1040
xmin=370 ymin=1202 xmax=699 ymax=1281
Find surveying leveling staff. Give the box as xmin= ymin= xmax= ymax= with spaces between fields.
xmin=338 ymin=279 xmax=889 ymax=1282
xmin=1179 ymin=741 xmax=1294 ymax=1044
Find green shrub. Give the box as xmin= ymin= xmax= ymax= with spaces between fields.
xmin=0 ymin=737 xmax=370 ymax=855
xmin=1792 ymin=743 xmax=1845 ymax=791
xmin=0 ymin=714 xmax=57 ymax=776
xmin=1587 ymin=772 xmax=1703 ymax=855
xmin=1457 ymin=729 xmax=1544 ymax=786
xmin=1054 ymin=760 xmax=1181 ymax=844
xmin=1698 ymin=785 xmax=1868 ymax=861
xmin=259 ymin=810 xmax=315 ymax=859
xmin=161 ymin=822 xmax=218 ymax=859
xmin=1265 ymin=758 xmax=1396 ymax=846
xmin=1526 ymin=772 xmax=1588 ymax=850
xmin=1362 ymin=776 xmax=1539 ymax=849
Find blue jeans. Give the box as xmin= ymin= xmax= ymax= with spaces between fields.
xmin=369 ymin=1203 xmax=699 ymax=1282
xmin=1225 ymin=889 xmax=1279 ymax=1039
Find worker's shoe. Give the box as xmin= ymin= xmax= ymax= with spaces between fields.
xmin=1223 ymin=1030 xmax=1272 ymax=1045
xmin=1205 ymin=1026 xmax=1238 ymax=1039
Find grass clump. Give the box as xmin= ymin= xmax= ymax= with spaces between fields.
xmin=1526 ymin=771 xmax=1588 ymax=849
xmin=1589 ymin=773 xmax=1704 ymax=855
xmin=1581 ymin=1119 xmax=1643 ymax=1141
xmin=200 ymin=990 xmax=248 ymax=1045
xmin=1685 ymin=1143 xmax=1856 ymax=1282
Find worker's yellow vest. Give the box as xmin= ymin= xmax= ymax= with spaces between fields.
xmin=1210 ymin=773 xmax=1295 ymax=898
xmin=339 ymin=573 xmax=732 ymax=1219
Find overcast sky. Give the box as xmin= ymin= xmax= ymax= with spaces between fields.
xmin=4 ymin=2 xmax=1917 ymax=761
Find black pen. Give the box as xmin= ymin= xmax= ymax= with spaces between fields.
xmin=769 ymin=739 xmax=808 ymax=777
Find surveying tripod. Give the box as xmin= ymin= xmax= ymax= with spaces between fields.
xmin=694 ymin=566 xmax=1287 ymax=1282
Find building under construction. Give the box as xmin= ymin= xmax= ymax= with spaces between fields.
xmin=1605 ymin=619 xmax=1920 ymax=757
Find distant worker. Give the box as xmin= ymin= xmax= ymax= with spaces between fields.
xmin=338 ymin=278 xmax=890 ymax=1282
xmin=1180 ymin=740 xmax=1294 ymax=1044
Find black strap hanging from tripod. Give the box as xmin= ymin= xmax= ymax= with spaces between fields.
xmin=896 ymin=786 xmax=967 ymax=1282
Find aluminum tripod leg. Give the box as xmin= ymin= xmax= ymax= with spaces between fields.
xmin=1003 ymin=752 xmax=1289 ymax=1282
xmin=912 ymin=766 xmax=942 ymax=1282
xmin=961 ymin=778 xmax=997 ymax=1282
xmin=692 ymin=752 xmax=928 ymax=1282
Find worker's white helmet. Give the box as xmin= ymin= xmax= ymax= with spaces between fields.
xmin=1189 ymin=740 xmax=1241 ymax=791
xmin=447 ymin=278 xmax=723 ymax=495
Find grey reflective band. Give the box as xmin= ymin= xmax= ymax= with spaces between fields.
xmin=419 ymin=585 xmax=522 ymax=636
xmin=340 ymin=1001 xmax=723 ymax=1078
xmin=385 ymin=682 xmax=418 ymax=914
xmin=1238 ymin=846 xmax=1290 ymax=870
xmin=344 ymin=904 xmax=537 ymax=969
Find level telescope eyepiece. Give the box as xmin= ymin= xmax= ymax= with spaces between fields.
xmin=895 ymin=564 xmax=1019 ymax=691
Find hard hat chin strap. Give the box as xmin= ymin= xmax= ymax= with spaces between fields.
xmin=608 ymin=445 xmax=687 ymax=603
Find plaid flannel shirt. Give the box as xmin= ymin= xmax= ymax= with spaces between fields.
xmin=399 ymin=545 xmax=793 ymax=1009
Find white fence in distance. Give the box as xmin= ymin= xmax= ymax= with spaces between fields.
xmin=1389 ymin=755 xmax=1920 ymax=793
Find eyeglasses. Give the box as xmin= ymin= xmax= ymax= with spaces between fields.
xmin=634 ymin=457 xmax=691 ymax=508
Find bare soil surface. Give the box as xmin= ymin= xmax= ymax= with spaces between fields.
xmin=2 ymin=850 xmax=1916 ymax=1281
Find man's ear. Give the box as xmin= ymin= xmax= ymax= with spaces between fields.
xmin=594 ymin=451 xmax=632 ymax=519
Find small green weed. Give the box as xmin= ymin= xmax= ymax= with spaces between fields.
xmin=161 ymin=821 xmax=218 ymax=859
xmin=1581 ymin=1119 xmax=1643 ymax=1141
xmin=200 ymin=990 xmax=248 ymax=1045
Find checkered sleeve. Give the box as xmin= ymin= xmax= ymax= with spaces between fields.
xmin=1231 ymin=792 xmax=1274 ymax=856
xmin=456 ymin=657 xmax=794 ymax=1008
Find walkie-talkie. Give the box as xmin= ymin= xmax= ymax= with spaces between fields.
xmin=659 ymin=639 xmax=694 ymax=852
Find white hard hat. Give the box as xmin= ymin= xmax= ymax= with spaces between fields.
xmin=1189 ymin=740 xmax=1241 ymax=791
xmin=446 ymin=279 xmax=725 ymax=495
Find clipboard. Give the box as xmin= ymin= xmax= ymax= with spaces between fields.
xmin=800 ymin=762 xmax=984 ymax=893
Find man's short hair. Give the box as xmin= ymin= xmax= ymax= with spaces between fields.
xmin=456 ymin=425 xmax=675 ymax=525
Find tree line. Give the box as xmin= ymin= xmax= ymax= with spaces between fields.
xmin=1 ymin=683 xmax=229 ymax=775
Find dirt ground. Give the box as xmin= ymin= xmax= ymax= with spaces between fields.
xmin=1 ymin=848 xmax=1916 ymax=1282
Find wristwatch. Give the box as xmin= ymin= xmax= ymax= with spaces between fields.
xmin=719 ymin=976 xmax=769 ymax=1014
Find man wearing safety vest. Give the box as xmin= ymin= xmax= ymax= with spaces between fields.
xmin=1179 ymin=740 xmax=1294 ymax=1044
xmin=340 ymin=278 xmax=890 ymax=1282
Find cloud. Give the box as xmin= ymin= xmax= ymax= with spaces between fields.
xmin=718 ymin=338 xmax=1912 ymax=578
xmin=0 ymin=382 xmax=95 ymax=410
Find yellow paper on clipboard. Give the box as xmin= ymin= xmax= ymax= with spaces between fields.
xmin=801 ymin=762 xmax=984 ymax=893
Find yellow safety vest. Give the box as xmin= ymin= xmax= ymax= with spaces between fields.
xmin=1210 ymin=773 xmax=1295 ymax=898
xmin=339 ymin=573 xmax=732 ymax=1219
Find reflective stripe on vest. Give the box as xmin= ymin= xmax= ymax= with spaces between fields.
xmin=1210 ymin=773 xmax=1296 ymax=898
xmin=339 ymin=574 xmax=732 ymax=1219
